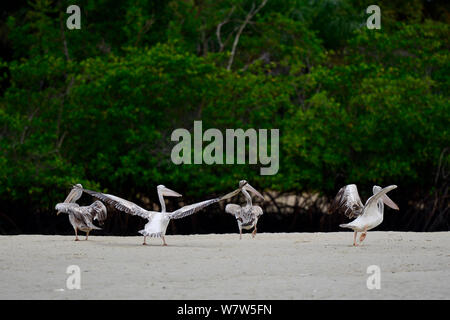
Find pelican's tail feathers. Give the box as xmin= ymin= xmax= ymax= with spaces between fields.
xmin=339 ymin=223 xmax=350 ymax=228
xmin=138 ymin=229 xmax=162 ymax=238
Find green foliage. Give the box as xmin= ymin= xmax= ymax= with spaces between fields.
xmin=0 ymin=0 xmax=448 ymax=222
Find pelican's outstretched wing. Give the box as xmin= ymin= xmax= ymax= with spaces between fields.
xmin=168 ymin=199 xmax=219 ymax=220
xmin=168 ymin=187 xmax=243 ymax=220
xmin=55 ymin=202 xmax=100 ymax=229
xmin=361 ymin=185 xmax=398 ymax=219
xmin=77 ymin=186 xmax=151 ymax=219
xmin=330 ymin=184 xmax=364 ymax=218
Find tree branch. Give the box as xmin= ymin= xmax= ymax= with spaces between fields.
xmin=216 ymin=6 xmax=235 ymax=52
xmin=226 ymin=0 xmax=268 ymax=71
xmin=59 ymin=11 xmax=70 ymax=61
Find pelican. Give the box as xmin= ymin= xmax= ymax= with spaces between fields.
xmin=75 ymin=184 xmax=244 ymax=246
xmin=55 ymin=184 xmax=107 ymax=241
xmin=225 ymin=180 xmax=265 ymax=239
xmin=330 ymin=184 xmax=399 ymax=246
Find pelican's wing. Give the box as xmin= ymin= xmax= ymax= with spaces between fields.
xmin=55 ymin=202 xmax=80 ymax=214
xmin=361 ymin=185 xmax=398 ymax=219
xmin=330 ymin=184 xmax=364 ymax=218
xmin=167 ymin=187 xmax=244 ymax=220
xmin=168 ymin=198 xmax=219 ymax=220
xmin=225 ymin=204 xmax=241 ymax=217
xmin=251 ymin=205 xmax=264 ymax=218
xmin=89 ymin=200 xmax=108 ymax=225
xmin=78 ymin=187 xmax=151 ymax=219
xmin=55 ymin=203 xmax=97 ymax=228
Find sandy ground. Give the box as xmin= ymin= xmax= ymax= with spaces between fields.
xmin=0 ymin=232 xmax=449 ymax=300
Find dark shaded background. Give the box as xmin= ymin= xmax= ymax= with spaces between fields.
xmin=0 ymin=0 xmax=448 ymax=235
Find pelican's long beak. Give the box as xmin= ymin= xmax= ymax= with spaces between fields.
xmin=382 ymin=194 xmax=399 ymax=210
xmin=161 ymin=186 xmax=182 ymax=197
xmin=63 ymin=185 xmax=83 ymax=203
xmin=244 ymin=184 xmax=265 ymax=201
xmin=64 ymin=192 xmax=76 ymax=203
xmin=219 ymin=181 xmax=249 ymax=201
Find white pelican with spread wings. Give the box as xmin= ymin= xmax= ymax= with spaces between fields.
xmin=55 ymin=184 xmax=107 ymax=241
xmin=330 ymin=184 xmax=399 ymax=246
xmin=75 ymin=184 xmax=243 ymax=246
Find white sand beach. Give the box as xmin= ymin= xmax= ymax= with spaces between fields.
xmin=0 ymin=232 xmax=449 ymax=300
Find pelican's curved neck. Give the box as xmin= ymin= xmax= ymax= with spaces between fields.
xmin=242 ymin=189 xmax=252 ymax=207
xmin=158 ymin=191 xmax=166 ymax=213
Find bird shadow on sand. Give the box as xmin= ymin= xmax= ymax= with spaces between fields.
xmin=321 ymin=242 xmax=370 ymax=249
xmin=159 ymin=243 xmax=221 ymax=249
xmin=89 ymin=239 xmax=218 ymax=249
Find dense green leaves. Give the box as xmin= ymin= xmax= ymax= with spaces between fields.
xmin=0 ymin=0 xmax=448 ymax=231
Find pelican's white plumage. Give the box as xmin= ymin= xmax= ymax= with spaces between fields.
xmin=55 ymin=184 xmax=107 ymax=241
xmin=331 ymin=184 xmax=399 ymax=246
xmin=225 ymin=180 xmax=265 ymax=239
xmin=77 ymin=184 xmax=243 ymax=245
